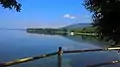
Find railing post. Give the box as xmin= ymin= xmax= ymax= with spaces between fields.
xmin=58 ymin=47 xmax=62 ymax=67
xmin=58 ymin=47 xmax=62 ymax=56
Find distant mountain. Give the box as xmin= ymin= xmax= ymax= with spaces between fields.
xmin=61 ymin=23 xmax=92 ymax=30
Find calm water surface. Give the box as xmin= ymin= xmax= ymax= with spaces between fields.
xmin=0 ymin=30 xmax=120 ymax=67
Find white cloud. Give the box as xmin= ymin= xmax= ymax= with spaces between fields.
xmin=63 ymin=14 xmax=76 ymax=19
xmin=63 ymin=14 xmax=71 ymax=18
xmin=70 ymin=16 xmax=76 ymax=19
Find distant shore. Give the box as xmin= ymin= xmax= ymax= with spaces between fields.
xmin=26 ymin=28 xmax=96 ymax=36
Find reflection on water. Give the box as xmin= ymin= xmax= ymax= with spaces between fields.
xmin=0 ymin=30 xmax=120 ymax=67
xmin=61 ymin=35 xmax=109 ymax=48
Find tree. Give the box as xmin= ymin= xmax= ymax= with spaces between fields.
xmin=0 ymin=0 xmax=21 ymax=12
xmin=84 ymin=0 xmax=120 ymax=45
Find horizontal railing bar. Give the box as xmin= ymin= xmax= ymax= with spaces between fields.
xmin=1 ymin=47 xmax=120 ymax=67
xmin=86 ymin=60 xmax=120 ymax=67
xmin=4 ymin=52 xmax=58 ymax=66
xmin=63 ymin=47 xmax=120 ymax=54
xmin=63 ymin=49 xmax=104 ymax=54
xmin=108 ymin=47 xmax=120 ymax=50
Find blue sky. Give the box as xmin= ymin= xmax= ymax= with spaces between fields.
xmin=0 ymin=0 xmax=91 ymax=29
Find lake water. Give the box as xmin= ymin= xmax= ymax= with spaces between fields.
xmin=0 ymin=30 xmax=120 ymax=67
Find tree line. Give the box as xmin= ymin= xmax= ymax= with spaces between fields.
xmin=27 ymin=26 xmax=96 ymax=35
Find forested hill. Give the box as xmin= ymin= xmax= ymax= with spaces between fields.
xmin=61 ymin=23 xmax=92 ymax=30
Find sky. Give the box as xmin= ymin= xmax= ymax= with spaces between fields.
xmin=0 ymin=0 xmax=92 ymax=29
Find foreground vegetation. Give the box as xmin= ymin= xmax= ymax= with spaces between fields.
xmin=84 ymin=0 xmax=120 ymax=45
